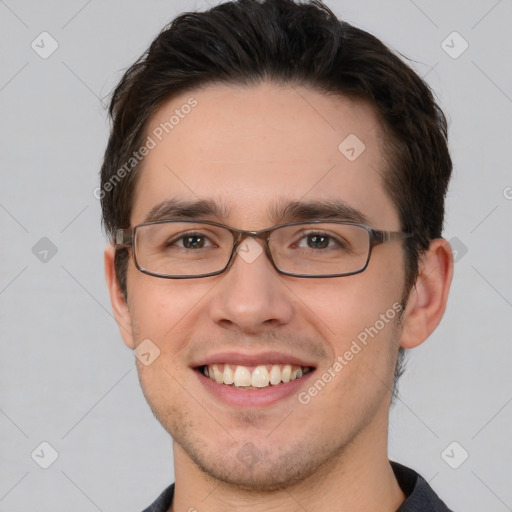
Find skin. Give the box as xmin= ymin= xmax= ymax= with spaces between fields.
xmin=105 ymin=82 xmax=453 ymax=511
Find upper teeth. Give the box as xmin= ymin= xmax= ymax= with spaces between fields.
xmin=203 ymin=364 xmax=311 ymax=388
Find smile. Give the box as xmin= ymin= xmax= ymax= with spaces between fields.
xmin=199 ymin=363 xmax=314 ymax=389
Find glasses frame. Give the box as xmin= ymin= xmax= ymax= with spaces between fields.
xmin=115 ymin=219 xmax=414 ymax=279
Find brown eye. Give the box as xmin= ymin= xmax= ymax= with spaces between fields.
xmin=180 ymin=235 xmax=206 ymax=249
xmin=305 ymin=234 xmax=330 ymax=249
xmin=166 ymin=232 xmax=216 ymax=250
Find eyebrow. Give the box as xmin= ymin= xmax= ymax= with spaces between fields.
xmin=144 ymin=198 xmax=230 ymax=223
xmin=143 ymin=197 xmax=370 ymax=226
xmin=268 ymin=198 xmax=369 ymax=225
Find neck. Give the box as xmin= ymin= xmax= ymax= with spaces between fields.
xmin=169 ymin=414 xmax=405 ymax=512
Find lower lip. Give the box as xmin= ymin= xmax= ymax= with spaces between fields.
xmin=195 ymin=369 xmax=316 ymax=408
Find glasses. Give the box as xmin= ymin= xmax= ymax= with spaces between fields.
xmin=115 ymin=219 xmax=413 ymax=279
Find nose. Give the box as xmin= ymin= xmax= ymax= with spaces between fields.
xmin=208 ymin=237 xmax=295 ymax=334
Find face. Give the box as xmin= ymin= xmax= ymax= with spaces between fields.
xmin=116 ymin=83 xmax=410 ymax=489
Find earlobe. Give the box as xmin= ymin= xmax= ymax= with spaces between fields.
xmin=400 ymin=238 xmax=454 ymax=349
xmin=104 ymin=243 xmax=136 ymax=349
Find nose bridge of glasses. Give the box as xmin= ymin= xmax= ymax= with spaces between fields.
xmin=227 ymin=227 xmax=274 ymax=269
xmin=231 ymin=226 xmax=271 ymax=247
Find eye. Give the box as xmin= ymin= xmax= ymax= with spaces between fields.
xmin=295 ymin=231 xmax=347 ymax=250
xmin=302 ymin=233 xmax=331 ymax=249
xmin=167 ymin=232 xmax=217 ymax=249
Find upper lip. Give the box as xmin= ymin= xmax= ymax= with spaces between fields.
xmin=192 ymin=351 xmax=316 ymax=368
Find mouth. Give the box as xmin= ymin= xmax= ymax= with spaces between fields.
xmin=196 ymin=363 xmax=314 ymax=390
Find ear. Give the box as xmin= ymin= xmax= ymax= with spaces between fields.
xmin=400 ymin=238 xmax=454 ymax=349
xmin=104 ymin=243 xmax=135 ymax=349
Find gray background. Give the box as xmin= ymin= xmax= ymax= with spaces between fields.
xmin=1 ymin=0 xmax=511 ymax=510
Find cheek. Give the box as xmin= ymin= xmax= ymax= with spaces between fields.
xmin=291 ymin=268 xmax=404 ymax=344
xmin=126 ymin=265 xmax=220 ymax=362
xmin=289 ymin=256 xmax=404 ymax=395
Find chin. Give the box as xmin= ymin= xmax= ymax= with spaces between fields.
xmin=192 ymin=453 xmax=313 ymax=491
xmin=178 ymin=430 xmax=342 ymax=492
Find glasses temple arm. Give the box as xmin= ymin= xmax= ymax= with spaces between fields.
xmin=115 ymin=229 xmax=133 ymax=247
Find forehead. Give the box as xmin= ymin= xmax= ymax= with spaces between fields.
xmin=131 ymin=82 xmax=398 ymax=229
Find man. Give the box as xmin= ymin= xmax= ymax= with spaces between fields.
xmin=101 ymin=0 xmax=454 ymax=510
